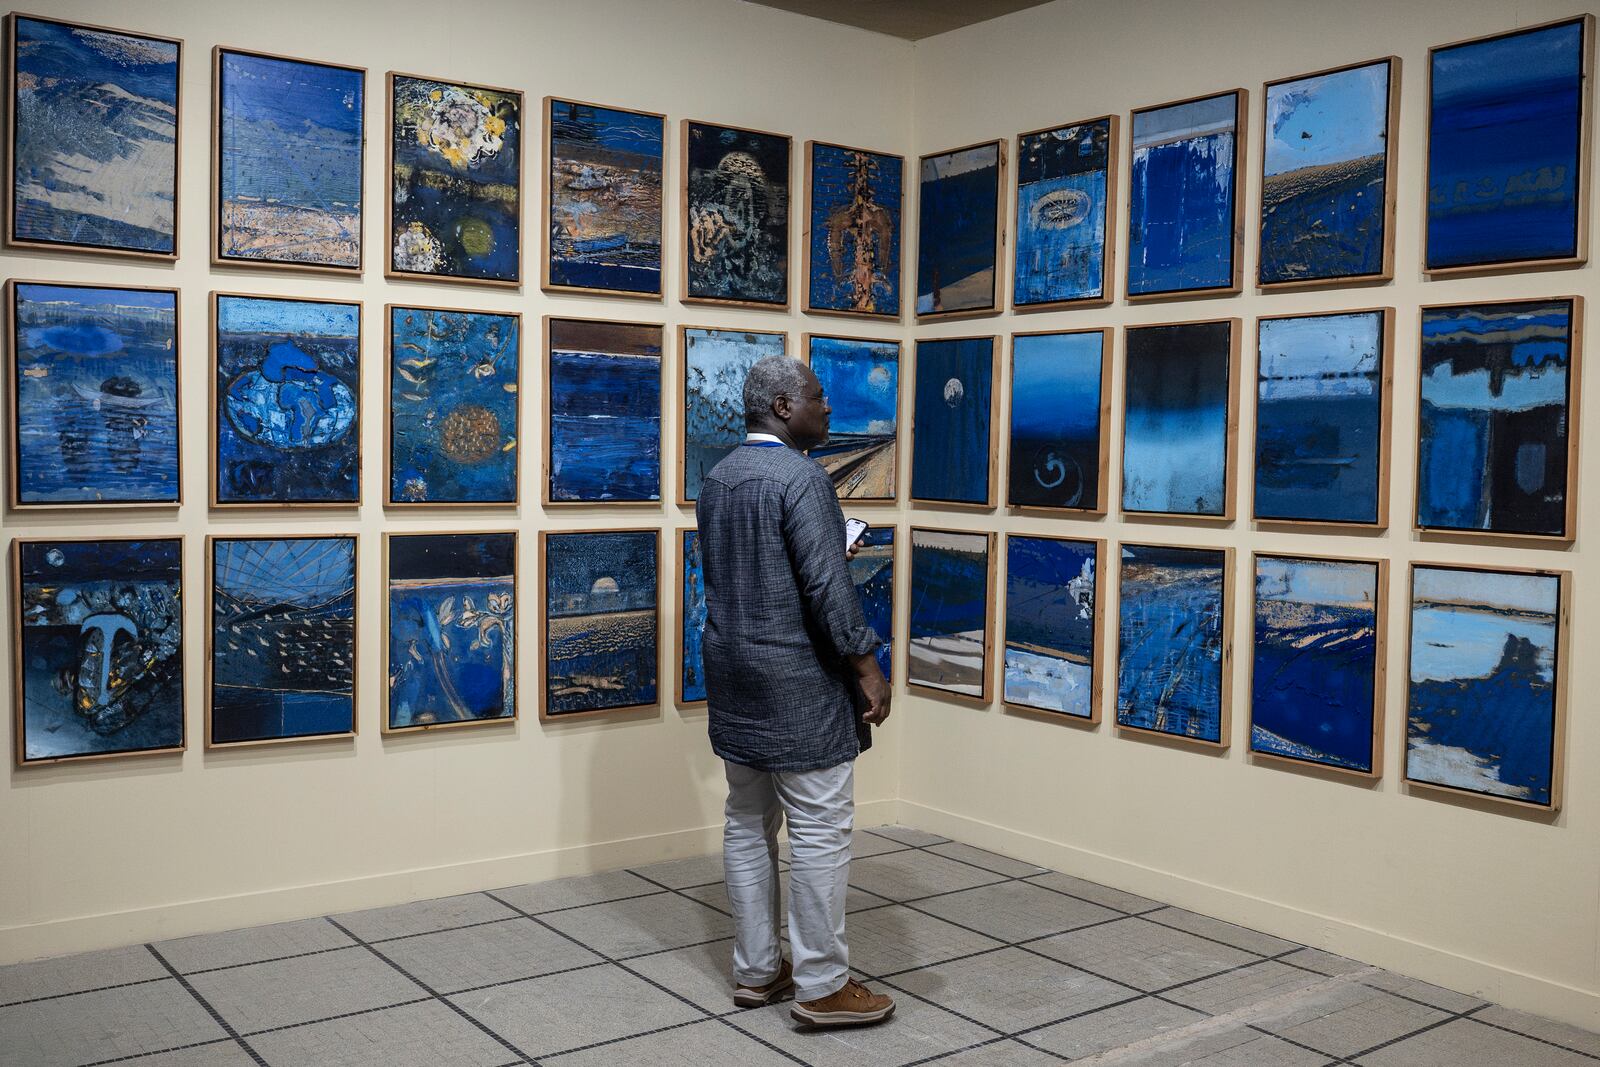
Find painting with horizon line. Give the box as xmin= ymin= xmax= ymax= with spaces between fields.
xmin=807 ymin=335 xmax=899 ymax=500
xmin=387 ymin=531 xmax=515 ymax=731
xmin=684 ymin=120 xmax=790 ymax=307
xmin=806 ymin=141 xmax=902 ymax=318
xmin=1128 ymin=91 xmax=1242 ymax=297
xmin=681 ymin=327 xmax=788 ymax=501
xmin=215 ymin=48 xmax=364 ymax=270
xmin=1004 ymin=535 xmax=1099 ymax=719
xmin=1117 ymin=544 xmax=1228 ymax=745
xmin=548 ymin=318 xmax=662 ymax=503
xmin=8 ymin=14 xmax=180 ymax=257
xmin=911 ymin=336 xmax=994 ymax=506
xmin=1123 ymin=321 xmax=1233 ymax=517
xmin=1416 ymin=299 xmax=1576 ymax=538
xmin=210 ymin=536 xmax=355 ymax=746
xmin=11 ymin=282 xmax=180 ymax=506
xmin=908 ymin=527 xmax=992 ymax=699
xmin=1261 ymin=58 xmax=1394 ymax=285
xmin=1252 ymin=555 xmax=1381 ymax=773
xmin=545 ymin=97 xmax=664 ymax=296
xmin=1014 ymin=118 xmax=1113 ymax=307
xmin=543 ymin=529 xmax=659 ymax=716
xmin=1407 ymin=564 xmax=1563 ymax=808
xmin=1426 ymin=18 xmax=1589 ymax=271
xmin=15 ymin=537 xmax=184 ymax=764
xmin=214 ymin=294 xmax=359 ymax=505
xmin=917 ymin=140 xmax=1002 ymax=318
xmin=1009 ymin=330 xmax=1105 ymax=511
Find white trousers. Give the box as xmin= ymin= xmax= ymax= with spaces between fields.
xmin=722 ymin=759 xmax=854 ymax=1002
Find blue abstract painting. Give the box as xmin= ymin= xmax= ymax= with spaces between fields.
xmin=1128 ymin=92 xmax=1240 ymax=296
xmin=211 ymin=536 xmax=355 ymax=745
xmin=11 ymin=283 xmax=179 ymax=505
xmin=547 ymin=99 xmax=663 ymax=295
xmin=1255 ymin=311 xmax=1385 ymax=524
xmin=679 ymin=529 xmax=708 ymax=704
xmin=1252 ymin=555 xmax=1380 ymax=772
xmin=1009 ymin=330 xmax=1104 ymax=510
xmin=1417 ymin=300 xmax=1574 ymax=537
xmin=1427 ymin=19 xmax=1587 ymax=270
xmin=1408 ymin=565 xmax=1562 ymax=806
xmin=216 ymin=49 xmax=363 ymax=269
xmin=388 ymin=532 xmax=516 ymax=730
xmin=1262 ymin=60 xmax=1392 ymax=284
xmin=911 ymin=337 xmax=994 ymax=505
xmin=16 ymin=538 xmax=183 ymax=763
xmin=1004 ymin=535 xmax=1098 ymax=718
xmin=1122 ymin=321 xmax=1232 ymax=516
xmin=9 ymin=15 xmax=179 ymax=255
xmin=808 ymin=336 xmax=899 ymax=500
xmin=544 ymin=530 xmax=659 ymax=715
xmin=1117 ymin=545 xmax=1228 ymax=744
xmin=807 ymin=142 xmax=902 ymax=317
xmin=685 ymin=122 xmax=789 ymax=306
xmin=1015 ymin=119 xmax=1112 ymax=306
xmin=908 ymin=528 xmax=990 ymax=698
xmin=682 ymin=328 xmax=788 ymax=500
xmin=851 ymin=527 xmax=896 ymax=683
xmin=548 ymin=318 xmax=662 ymax=503
xmin=388 ymin=306 xmax=518 ymax=504
xmin=215 ymin=295 xmax=359 ymax=505
xmin=917 ymin=142 xmax=1001 ymax=316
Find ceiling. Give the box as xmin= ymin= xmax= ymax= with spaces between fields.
xmin=743 ymin=0 xmax=1055 ymax=41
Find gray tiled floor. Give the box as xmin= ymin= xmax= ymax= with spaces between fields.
xmin=1 ymin=825 xmax=1596 ymax=1066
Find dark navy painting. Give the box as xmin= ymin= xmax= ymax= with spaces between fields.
xmin=807 ymin=142 xmax=902 ymax=317
xmin=682 ymin=328 xmax=787 ymax=501
xmin=1117 ymin=544 xmax=1227 ymax=744
xmin=1128 ymin=92 xmax=1240 ymax=296
xmin=685 ymin=121 xmax=789 ymax=306
xmin=911 ymin=337 xmax=994 ymax=505
xmin=547 ymin=99 xmax=664 ymax=295
xmin=850 ymin=526 xmax=896 ymax=683
xmin=1122 ymin=321 xmax=1232 ymax=516
xmin=807 ymin=335 xmax=898 ymax=500
xmin=548 ymin=318 xmax=661 ymax=503
xmin=544 ymin=530 xmax=659 ymax=715
xmin=1014 ymin=119 xmax=1111 ymax=306
xmin=917 ymin=141 xmax=1001 ymax=317
xmin=1009 ymin=330 xmax=1104 ymax=510
xmin=1004 ymin=535 xmax=1098 ymax=718
xmin=908 ymin=528 xmax=990 ymax=698
xmin=679 ymin=529 xmax=708 ymax=704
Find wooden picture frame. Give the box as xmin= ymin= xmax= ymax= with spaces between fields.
xmin=1011 ymin=115 xmax=1119 ymax=312
xmin=679 ymin=118 xmax=793 ymax=310
xmin=915 ymin=138 xmax=1006 ymax=322
xmin=1007 ymin=327 xmax=1112 ymax=515
xmin=677 ymin=324 xmax=790 ymax=506
xmin=1001 ymin=533 xmax=1106 ymax=725
xmin=674 ymin=525 xmax=707 ymax=709
xmin=909 ymin=334 xmax=1000 ymax=509
xmin=801 ymin=331 xmax=901 ymax=504
xmin=801 ymin=139 xmax=905 ymax=321
xmin=905 ymin=525 xmax=997 ymax=706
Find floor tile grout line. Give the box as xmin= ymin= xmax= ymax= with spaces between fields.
xmin=625 ymin=868 xmax=738 ymax=919
xmin=533 ymin=1014 xmax=727 ymax=1061
xmin=1002 ymin=991 xmax=1150 ymax=1040
xmin=888 ymin=1031 xmax=1023 ymax=1067
xmin=710 ymin=1016 xmax=818 ymax=1067
xmin=75 ymin=1035 xmax=242 ymax=1067
xmin=1351 ymin=978 xmax=1487 ymax=1017
xmin=1339 ymin=1001 xmax=1484 ymax=1061
xmin=1245 ymin=1021 xmax=1353 ymax=1060
xmin=1133 ymin=910 xmax=1292 ymax=959
xmin=1460 ymin=1009 xmax=1600 ymax=1062
xmin=0 ymin=973 xmax=172 ymax=1009
xmin=235 ymin=995 xmax=436 ymax=1038
xmin=144 ymin=944 xmax=270 ymax=1067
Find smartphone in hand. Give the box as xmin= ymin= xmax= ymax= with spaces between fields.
xmin=844 ymin=517 xmax=869 ymax=553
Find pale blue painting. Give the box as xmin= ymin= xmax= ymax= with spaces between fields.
xmin=1005 ymin=535 xmax=1097 ymax=718
xmin=911 ymin=337 xmax=994 ymax=505
xmin=544 ymin=530 xmax=659 ymax=715
xmin=1128 ymin=93 xmax=1239 ymax=296
xmin=808 ymin=336 xmax=899 ymax=500
xmin=1117 ymin=545 xmax=1227 ymax=743
xmin=682 ymin=328 xmax=788 ymax=500
xmin=1009 ymin=331 xmax=1104 ymax=510
xmin=548 ymin=318 xmax=661 ymax=503
xmin=1015 ymin=119 xmax=1111 ymax=306
xmin=1122 ymin=321 xmax=1232 ymax=516
xmin=908 ymin=528 xmax=990 ymax=697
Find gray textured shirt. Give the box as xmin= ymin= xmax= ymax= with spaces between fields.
xmin=695 ymin=441 xmax=881 ymax=771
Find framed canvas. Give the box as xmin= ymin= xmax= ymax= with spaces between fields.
xmin=1013 ymin=116 xmax=1117 ymax=310
xmin=12 ymin=536 xmax=184 ymax=766
xmin=1116 ymin=543 xmax=1233 ymax=747
xmin=385 ymin=531 xmax=517 ymax=733
xmin=386 ymin=304 xmax=520 ymax=506
xmin=906 ymin=526 xmax=996 ymax=703
xmin=803 ymin=140 xmax=903 ymax=319
xmin=386 ymin=71 xmax=523 ymax=286
xmin=1254 ymin=309 xmax=1393 ymax=527
xmin=1003 ymin=534 xmax=1103 ymax=723
xmin=8 ymin=280 xmax=181 ymax=508
xmin=803 ymin=333 xmax=900 ymax=501
xmin=916 ymin=139 xmax=1004 ymax=320
xmin=1405 ymin=562 xmax=1569 ymax=811
xmin=541 ymin=528 xmax=660 ymax=719
xmin=1416 ymin=297 xmax=1582 ymax=540
xmin=212 ymin=292 xmax=361 ymax=507
xmin=208 ymin=534 xmax=356 ymax=747
xmin=6 ymin=13 xmax=181 ymax=258
xmin=545 ymin=316 xmax=663 ymax=505
xmin=1126 ymin=90 xmax=1246 ymax=300
xmin=681 ymin=119 xmax=791 ymax=308
xmin=1008 ymin=328 xmax=1110 ymax=513
xmin=212 ymin=46 xmax=365 ymax=272
xmin=1259 ymin=57 xmax=1399 ymax=288
xmin=679 ymin=326 xmax=789 ymax=503
xmin=1425 ymin=16 xmax=1593 ymax=275
xmin=910 ymin=336 xmax=998 ymax=508
xmin=852 ymin=525 xmax=897 ymax=684
xmin=1250 ymin=552 xmax=1386 ymax=777
xmin=1121 ymin=319 xmax=1240 ymax=519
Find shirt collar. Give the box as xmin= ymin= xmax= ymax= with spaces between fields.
xmin=744 ymin=432 xmax=785 ymax=446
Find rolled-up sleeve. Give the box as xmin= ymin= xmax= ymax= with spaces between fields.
xmin=781 ymin=472 xmax=881 ymax=658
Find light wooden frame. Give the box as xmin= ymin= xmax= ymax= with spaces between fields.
xmin=381 ymin=529 xmax=519 ymax=735
xmin=1402 ymin=561 xmax=1571 ymax=813
xmin=1120 ymin=318 xmax=1241 ymax=521
xmin=1423 ymin=15 xmax=1594 ymax=277
xmin=1247 ymin=551 xmax=1388 ymax=779
xmin=1000 ymin=533 xmax=1106 ymax=726
xmin=904 ymin=525 xmax=997 ymax=706
xmin=1007 ymin=327 xmax=1113 ymax=515
xmin=1413 ymin=295 xmax=1584 ymax=543
xmin=801 ymin=331 xmax=902 ymax=504
xmin=679 ymin=118 xmax=793 ymax=310
xmin=12 ymin=535 xmax=187 ymax=766
xmin=4 ymin=12 xmax=183 ymax=260
xmin=909 ymin=334 xmax=1001 ymax=509
xmin=541 ymin=95 xmax=666 ymax=300
xmin=539 ymin=527 xmax=663 ymax=722
xmin=915 ymin=138 xmax=1007 ymax=322
xmin=673 ymin=525 xmax=707 ymax=709
xmin=7 ymin=279 xmax=184 ymax=510
xmin=206 ymin=533 xmax=358 ymax=748
xmin=1125 ymin=88 xmax=1247 ymax=302
xmin=1251 ymin=307 xmax=1395 ymax=529
xmin=1011 ymin=115 xmax=1119 ymax=312
xmin=801 ymin=139 xmax=906 ymax=321
xmin=384 ymin=70 xmax=525 ymax=288
xmin=676 ymin=324 xmax=790 ymax=506
xmin=210 ymin=290 xmax=363 ymax=509
xmin=1257 ymin=57 xmax=1400 ymax=291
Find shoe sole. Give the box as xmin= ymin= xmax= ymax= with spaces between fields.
xmin=789 ymin=1002 xmax=896 ymax=1027
xmin=733 ymin=978 xmax=794 ymax=1008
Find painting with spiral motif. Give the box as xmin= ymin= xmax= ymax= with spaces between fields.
xmin=804 ymin=141 xmax=902 ymax=318
xmin=683 ymin=120 xmax=791 ymax=308
xmin=1008 ymin=329 xmax=1107 ymax=512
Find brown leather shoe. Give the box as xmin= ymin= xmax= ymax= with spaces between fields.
xmin=734 ymin=958 xmax=793 ymax=1007
xmin=790 ymin=977 xmax=895 ymax=1027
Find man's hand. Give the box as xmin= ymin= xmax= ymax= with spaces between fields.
xmin=849 ymin=655 xmax=891 ymax=726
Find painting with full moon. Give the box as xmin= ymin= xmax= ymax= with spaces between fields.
xmin=911 ymin=336 xmax=996 ymax=506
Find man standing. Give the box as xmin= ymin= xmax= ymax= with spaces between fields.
xmin=695 ymin=355 xmax=895 ymax=1028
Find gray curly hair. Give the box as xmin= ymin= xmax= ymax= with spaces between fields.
xmin=742 ymin=354 xmax=809 ymax=423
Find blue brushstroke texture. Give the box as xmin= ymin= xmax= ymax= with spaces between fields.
xmin=909 ymin=539 xmax=987 ymax=642
xmin=1014 ymin=121 xmax=1109 ymax=304
xmin=808 ymin=143 xmax=902 ymax=315
xmin=547 ymin=100 xmax=663 ymax=293
xmin=1122 ymin=324 xmax=1230 ymax=515
xmin=1117 ymin=546 xmax=1225 ymax=742
xmin=911 ymin=338 xmax=992 ymax=504
xmin=545 ymin=531 xmax=658 ymax=714
xmin=681 ymin=531 xmax=708 ymax=702
xmin=549 ymin=349 xmax=661 ymax=502
xmin=1009 ymin=331 xmax=1102 ymax=509
xmin=917 ymin=146 xmax=999 ymax=314
xmin=1128 ymin=96 xmax=1237 ymax=295
xmin=683 ymin=330 xmax=787 ymax=500
xmin=1005 ymin=536 xmax=1096 ymax=715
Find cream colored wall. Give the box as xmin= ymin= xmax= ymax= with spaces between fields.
xmin=902 ymin=0 xmax=1600 ymax=1030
